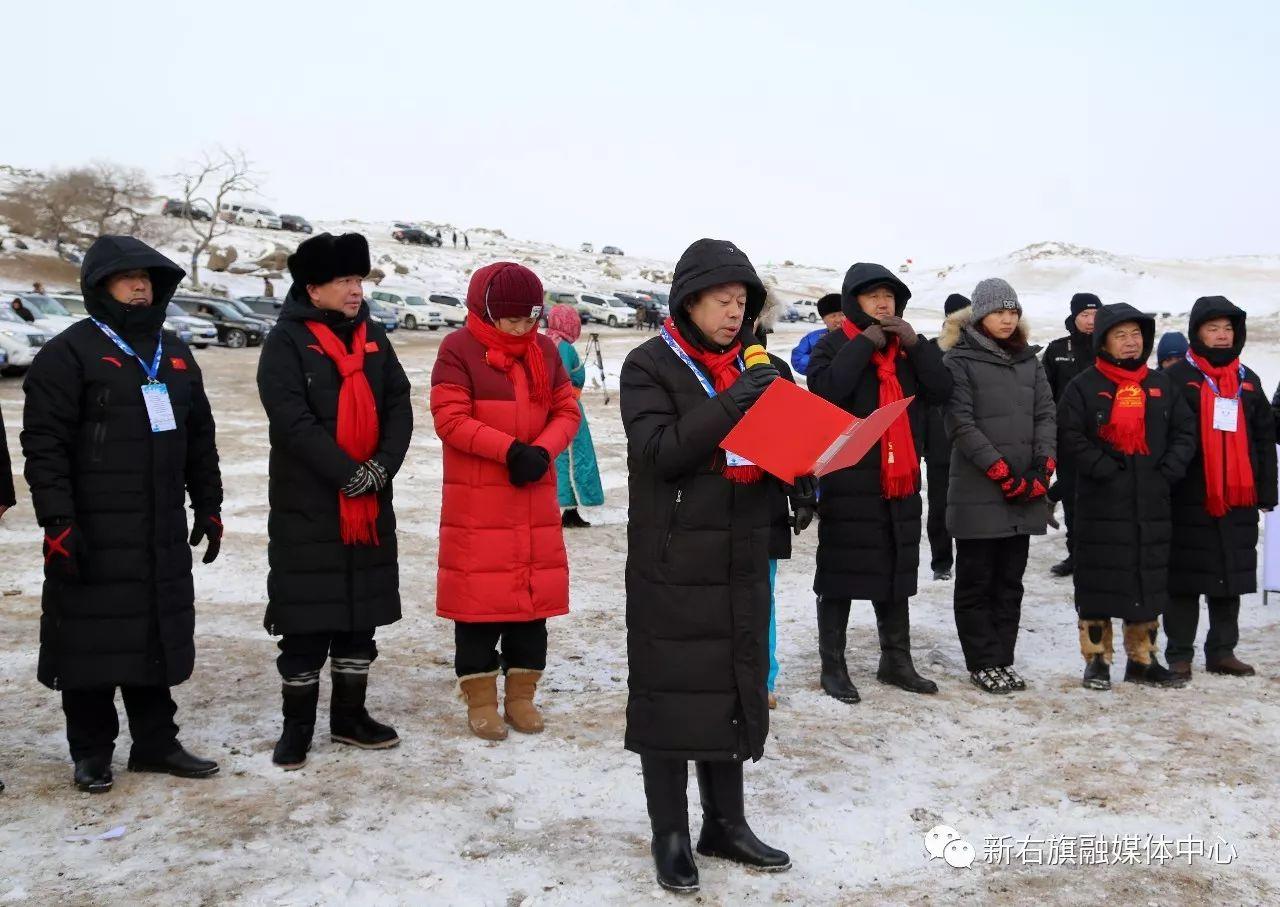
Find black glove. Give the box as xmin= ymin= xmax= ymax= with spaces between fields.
xmin=723 ymin=363 xmax=780 ymax=411
xmin=859 ymin=324 xmax=888 ymax=350
xmin=43 ymin=520 xmax=83 ymax=580
xmin=189 ymin=511 xmax=223 ymax=564
xmin=507 ymin=441 xmax=551 ymax=487
xmin=788 ymin=475 xmax=818 ymax=535
xmin=879 ymin=315 xmax=918 ymax=348
xmin=342 ymin=462 xmax=379 ymax=498
xmin=365 ymin=458 xmax=389 ymax=491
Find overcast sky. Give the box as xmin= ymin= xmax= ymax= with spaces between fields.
xmin=6 ymin=0 xmax=1278 ymax=267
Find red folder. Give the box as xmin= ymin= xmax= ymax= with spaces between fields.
xmin=720 ymin=378 xmax=915 ymax=483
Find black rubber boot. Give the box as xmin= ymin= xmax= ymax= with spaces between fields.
xmin=1050 ymin=555 xmax=1074 ymax=577
xmin=73 ymin=753 xmax=114 ymax=793
xmin=641 ymin=756 xmax=699 ymax=893
xmin=816 ymin=597 xmax=860 ymax=703
xmin=127 ymin=745 xmax=219 ymax=778
xmin=330 ymin=669 xmax=400 ymax=749
xmin=561 ymin=508 xmax=592 ymax=528
xmin=694 ymin=761 xmax=791 ymax=872
xmin=873 ymin=599 xmax=938 ymax=694
xmin=273 ymin=682 xmax=319 ymax=770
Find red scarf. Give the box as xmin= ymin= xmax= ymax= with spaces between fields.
xmin=465 ymin=313 xmax=549 ymax=403
xmin=1187 ymin=350 xmax=1256 ymax=517
xmin=305 ymin=320 xmax=381 ymax=546
xmin=841 ymin=319 xmax=919 ymax=498
xmin=1094 ymin=358 xmax=1150 ymax=455
xmin=663 ymin=318 xmax=762 ymax=484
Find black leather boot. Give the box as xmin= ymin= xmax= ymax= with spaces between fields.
xmin=641 ymin=756 xmax=698 ymax=893
xmin=694 ymin=761 xmax=791 ymax=872
xmin=273 ymin=682 xmax=319 ymax=770
xmin=816 ymin=597 xmax=860 ymax=703
xmin=127 ymin=745 xmax=218 ymax=778
xmin=73 ymin=753 xmax=114 ymax=793
xmin=330 ymin=667 xmax=400 ymax=749
xmin=873 ymin=599 xmax=938 ymax=694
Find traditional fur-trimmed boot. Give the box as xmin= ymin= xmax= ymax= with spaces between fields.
xmin=1079 ymin=619 xmax=1112 ymax=691
xmin=458 ymin=671 xmax=507 ymax=741
xmin=1123 ymin=621 xmax=1185 ymax=688
xmin=503 ymin=668 xmax=545 ymax=734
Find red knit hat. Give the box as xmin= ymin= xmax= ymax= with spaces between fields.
xmin=467 ymin=262 xmax=544 ymax=321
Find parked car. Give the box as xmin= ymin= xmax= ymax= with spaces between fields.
xmin=164 ymin=303 xmax=218 ymax=349
xmin=162 ymin=199 xmax=212 ymax=221
xmin=4 ymin=292 xmax=79 ymax=335
xmin=427 ymin=293 xmax=467 ymax=327
xmin=218 ymin=202 xmax=283 ymax=229
xmin=171 ymin=295 xmax=266 ymax=348
xmin=580 ymin=242 xmax=594 ymax=253
xmin=227 ymin=297 xmax=278 ymax=327
xmin=601 ymin=246 xmax=624 ymax=256
xmin=791 ymin=299 xmax=820 ymax=323
xmin=365 ymin=299 xmax=400 ymax=333
xmin=369 ymin=289 xmax=444 ymax=330
xmin=280 ymin=214 xmax=314 ymax=234
xmin=238 ymin=295 xmax=284 ymax=319
xmin=546 ymin=291 xmax=635 ymax=327
xmin=392 ymin=226 xmax=442 ymax=247
xmin=0 ymin=305 xmax=50 ymax=374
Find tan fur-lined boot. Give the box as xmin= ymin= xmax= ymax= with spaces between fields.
xmin=458 ymin=671 xmax=508 ymax=740
xmin=1123 ymin=620 xmax=1184 ymax=688
xmin=503 ymin=668 xmax=545 ymax=734
xmin=1078 ymin=619 xmax=1112 ymax=690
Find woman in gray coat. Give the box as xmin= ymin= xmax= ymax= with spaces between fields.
xmin=941 ymin=279 xmax=1056 ymax=694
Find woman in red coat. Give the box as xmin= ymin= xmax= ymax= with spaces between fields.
xmin=430 ymin=262 xmax=581 ymax=740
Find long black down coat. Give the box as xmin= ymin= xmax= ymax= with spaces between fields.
xmin=1165 ymin=297 xmax=1277 ymax=598
xmin=621 ymin=237 xmax=773 ymax=764
xmin=21 ymin=236 xmax=222 ymax=690
xmin=1058 ymin=304 xmax=1198 ymax=620
xmin=807 ymin=264 xmax=954 ymax=602
xmin=257 ymin=286 xmax=413 ymax=635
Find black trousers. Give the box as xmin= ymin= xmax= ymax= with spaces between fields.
xmin=953 ymin=535 xmax=1030 ymax=671
xmin=454 ymin=619 xmax=548 ymax=677
xmin=1050 ymin=464 xmax=1077 ymax=556
xmin=1164 ymin=594 xmax=1241 ymax=664
xmin=925 ymin=460 xmax=953 ymax=572
xmin=277 ymin=630 xmax=378 ymax=681
xmin=61 ymin=685 xmax=179 ymax=761
xmin=641 ymin=756 xmax=745 ymax=834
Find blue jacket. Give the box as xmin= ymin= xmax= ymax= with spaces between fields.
xmin=790 ymin=327 xmax=829 ymax=376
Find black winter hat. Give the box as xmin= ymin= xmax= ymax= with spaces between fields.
xmin=1092 ymin=303 xmax=1154 ymax=361
xmin=287 ymin=232 xmax=371 ymax=287
xmin=1070 ymin=292 xmax=1102 ymax=316
xmin=816 ymin=293 xmax=842 ymax=318
xmin=943 ymin=293 xmax=970 ymax=316
xmin=841 ymin=263 xmax=910 ymax=324
xmin=669 ymin=238 xmax=766 ymax=319
xmin=1188 ymin=295 xmax=1246 ymax=365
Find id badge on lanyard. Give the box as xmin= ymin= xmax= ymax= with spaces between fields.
xmin=1213 ymin=396 xmax=1239 ymax=432
xmin=91 ymin=318 xmax=176 ymax=433
xmin=660 ymin=327 xmax=756 ymax=468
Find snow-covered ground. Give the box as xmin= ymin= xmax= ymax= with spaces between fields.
xmin=1 ymin=230 xmax=1279 ymax=905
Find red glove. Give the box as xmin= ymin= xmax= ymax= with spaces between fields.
xmin=987 ymin=459 xmax=1027 ymax=501
xmin=1023 ymin=457 xmax=1056 ymax=501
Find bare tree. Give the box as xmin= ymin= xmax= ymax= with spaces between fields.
xmin=0 ymin=162 xmax=153 ymax=245
xmin=169 ymin=148 xmax=257 ymax=287
xmin=86 ymin=162 xmax=153 ymax=237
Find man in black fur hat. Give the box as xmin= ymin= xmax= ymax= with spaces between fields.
xmin=257 ymin=232 xmax=413 ymax=770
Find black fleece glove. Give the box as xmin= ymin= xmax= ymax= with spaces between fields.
xmin=189 ymin=512 xmax=223 ymax=564
xmin=789 ymin=474 xmax=819 ymax=535
xmin=43 ymin=520 xmax=83 ymax=580
xmin=723 ymin=363 xmax=780 ymax=411
xmin=507 ymin=441 xmax=551 ymax=487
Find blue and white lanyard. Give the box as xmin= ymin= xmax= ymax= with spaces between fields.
xmin=1185 ymin=350 xmax=1243 ymax=400
xmin=91 ymin=318 xmax=164 ymax=383
xmin=660 ymin=326 xmax=743 ymax=398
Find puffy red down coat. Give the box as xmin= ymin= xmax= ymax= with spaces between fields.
xmin=430 ymin=312 xmax=581 ymax=623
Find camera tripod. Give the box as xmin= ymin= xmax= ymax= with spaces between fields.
xmin=583 ymin=332 xmax=609 ymax=405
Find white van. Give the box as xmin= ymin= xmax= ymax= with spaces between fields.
xmin=369 ymin=289 xmax=445 ymax=331
xmin=0 ymin=304 xmax=50 ymax=373
xmin=218 ymin=202 xmax=282 ymax=230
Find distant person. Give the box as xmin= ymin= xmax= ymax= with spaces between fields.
xmin=545 ymin=303 xmax=604 ymax=527
xmin=464 ymin=233 xmax=470 ymax=250
xmin=788 ymin=293 xmax=843 ymax=376
xmin=10 ymin=298 xmax=34 ymax=322
xmin=0 ymin=406 xmax=9 ymax=795
xmin=1042 ymin=292 xmax=1102 ymax=577
xmin=262 ymin=276 xmax=274 ymax=299
xmin=452 ymin=231 xmax=457 ymax=248
xmin=1156 ymin=331 xmax=1188 ymax=370
xmin=921 ymin=292 xmax=971 ymax=580
xmin=435 ymin=229 xmax=442 ymax=243
xmin=32 ymin=281 xmax=45 ymax=295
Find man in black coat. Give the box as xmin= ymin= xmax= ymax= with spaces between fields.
xmin=1163 ymin=297 xmax=1277 ymax=679
xmin=21 ymin=236 xmax=223 ymax=793
xmin=1042 ymin=291 xmax=1102 ymax=576
xmin=0 ymin=408 xmax=11 ymax=794
xmin=257 ymin=232 xmax=413 ymax=770
xmin=1058 ymin=304 xmax=1197 ymax=691
xmin=921 ymin=292 xmax=970 ymax=581
xmin=808 ymin=263 xmax=953 ymax=702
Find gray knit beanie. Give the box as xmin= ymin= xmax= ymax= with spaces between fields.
xmin=971 ymin=278 xmax=1021 ymax=320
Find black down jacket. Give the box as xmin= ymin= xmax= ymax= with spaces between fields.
xmin=1165 ymin=296 xmax=1277 ymax=597
xmin=807 ymin=263 xmax=953 ymax=602
xmin=22 ymin=236 xmax=222 ymax=690
xmin=940 ymin=308 xmax=1056 ymax=540
xmin=1058 ymin=304 xmax=1198 ymax=620
xmin=621 ymin=237 xmax=773 ymax=763
xmin=257 ymin=286 xmax=413 ymax=635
